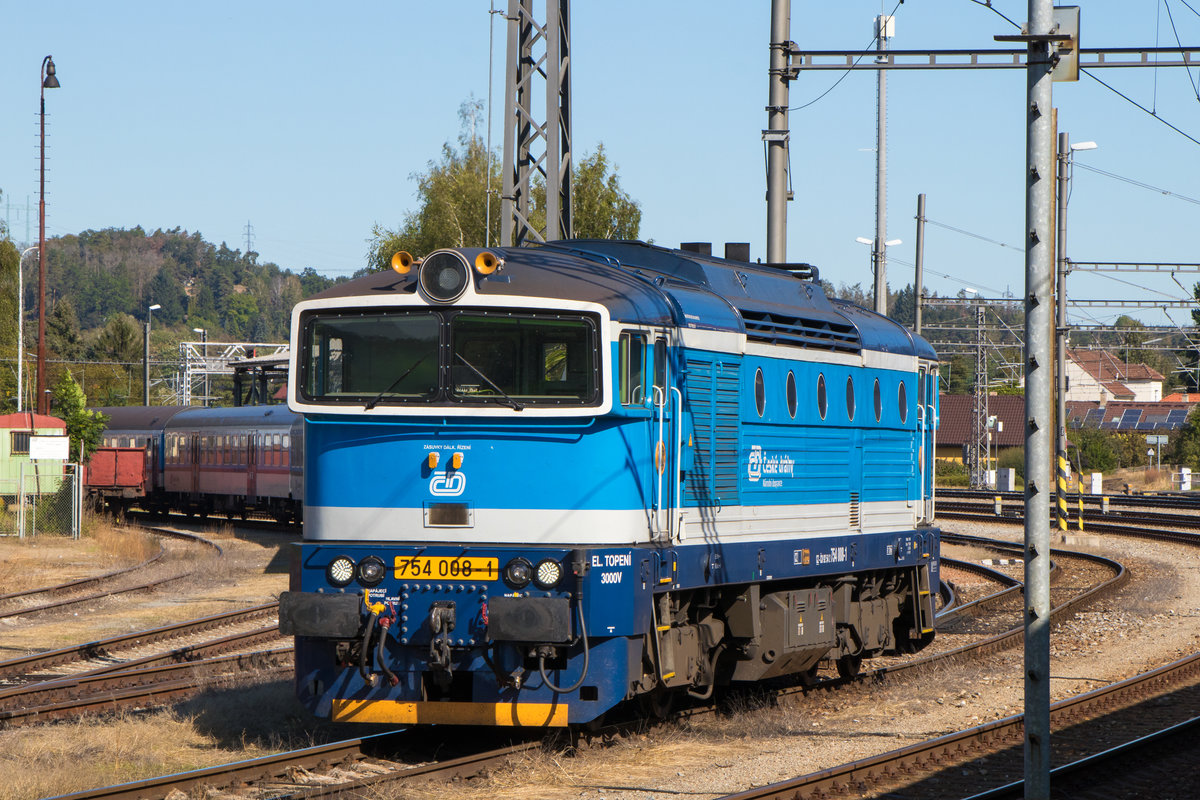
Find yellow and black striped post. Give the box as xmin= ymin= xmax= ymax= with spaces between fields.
xmin=1057 ymin=455 xmax=1069 ymax=533
xmin=1077 ymin=498 xmax=1085 ymax=532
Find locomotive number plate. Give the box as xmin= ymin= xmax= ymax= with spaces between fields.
xmin=393 ymin=556 xmax=498 ymax=580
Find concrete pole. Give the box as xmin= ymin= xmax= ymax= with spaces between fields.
xmin=1055 ymin=131 xmax=1071 ymax=533
xmin=1023 ymin=0 xmax=1055 ymax=796
xmin=766 ymin=0 xmax=790 ymax=264
xmin=914 ymin=193 xmax=926 ymax=334
xmin=873 ymin=15 xmax=890 ymax=315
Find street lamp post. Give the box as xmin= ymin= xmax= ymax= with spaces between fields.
xmin=37 ymin=55 xmax=61 ymax=415
xmin=192 ymin=327 xmax=208 ymax=407
xmin=17 ymin=246 xmax=38 ymax=413
xmin=144 ymin=304 xmax=161 ymax=406
xmin=856 ymin=236 xmax=901 ymax=314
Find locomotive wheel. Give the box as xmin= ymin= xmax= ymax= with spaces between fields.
xmin=836 ymin=654 xmax=862 ymax=679
xmin=639 ymin=688 xmax=675 ymax=720
xmin=800 ymin=663 xmax=821 ymax=686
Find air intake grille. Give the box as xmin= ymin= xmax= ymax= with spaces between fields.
xmin=849 ymin=492 xmax=861 ymax=528
xmin=740 ymin=310 xmax=861 ymax=352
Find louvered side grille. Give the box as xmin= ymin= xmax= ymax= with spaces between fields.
xmin=685 ymin=357 xmax=741 ymax=508
xmin=740 ymin=310 xmax=861 ymax=353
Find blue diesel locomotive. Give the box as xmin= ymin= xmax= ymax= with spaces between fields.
xmin=279 ymin=240 xmax=940 ymax=726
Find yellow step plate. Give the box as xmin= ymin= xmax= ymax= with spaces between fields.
xmin=331 ymin=699 xmax=569 ymax=727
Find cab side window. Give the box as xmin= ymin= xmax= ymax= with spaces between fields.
xmin=653 ymin=337 xmax=668 ymax=399
xmin=619 ymin=332 xmax=647 ymax=406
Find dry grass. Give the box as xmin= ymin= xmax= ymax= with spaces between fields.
xmin=84 ymin=515 xmax=161 ymax=565
xmin=0 ymin=517 xmax=157 ymax=596
xmin=0 ymin=681 xmax=319 ymax=800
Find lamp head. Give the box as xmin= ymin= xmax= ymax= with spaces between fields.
xmin=148 ymin=303 xmax=162 ymax=312
xmin=1070 ymin=141 xmax=1097 ymax=152
xmin=42 ymin=57 xmax=60 ymax=89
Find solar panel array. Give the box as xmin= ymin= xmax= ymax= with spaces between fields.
xmin=1071 ymin=406 xmax=1193 ymax=431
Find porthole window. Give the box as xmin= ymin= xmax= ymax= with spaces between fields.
xmin=898 ymin=381 xmax=908 ymax=424
xmin=873 ymin=378 xmax=882 ymax=422
xmin=754 ymin=368 xmax=765 ymax=417
xmin=846 ymin=376 xmax=856 ymax=421
xmin=817 ymin=374 xmax=827 ymax=420
xmin=786 ymin=371 xmax=797 ymax=418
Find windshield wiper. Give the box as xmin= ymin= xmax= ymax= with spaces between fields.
xmin=454 ymin=353 xmax=525 ymax=411
xmin=364 ymin=352 xmax=432 ymax=410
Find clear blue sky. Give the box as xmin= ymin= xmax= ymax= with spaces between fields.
xmin=3 ymin=2 xmax=1198 ymax=330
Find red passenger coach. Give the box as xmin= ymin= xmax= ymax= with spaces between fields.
xmin=163 ymin=405 xmax=302 ymax=522
xmin=90 ymin=405 xmax=304 ymax=523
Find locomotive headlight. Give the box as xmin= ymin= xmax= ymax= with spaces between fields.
xmin=357 ymin=555 xmax=386 ymax=587
xmin=419 ymin=251 xmax=470 ymax=303
xmin=503 ymin=557 xmax=534 ymax=589
xmin=533 ymin=558 xmax=563 ymax=590
xmin=327 ymin=556 xmax=356 ymax=587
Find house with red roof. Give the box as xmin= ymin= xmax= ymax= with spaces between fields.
xmin=1063 ymin=348 xmax=1163 ymax=404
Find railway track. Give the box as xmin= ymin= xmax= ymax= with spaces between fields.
xmin=13 ymin=510 xmax=1169 ymax=799
xmin=697 ymin=502 xmax=1200 ymax=799
xmin=0 ymin=526 xmax=221 ymax=622
xmin=712 ymin=651 xmax=1200 ymax=800
xmin=0 ymin=602 xmax=280 ymax=683
xmin=48 ymin=731 xmax=543 ymax=800
xmin=47 ymin=530 xmax=1128 ymax=800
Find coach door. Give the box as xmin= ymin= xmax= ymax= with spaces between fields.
xmin=190 ymin=433 xmax=201 ymax=495
xmin=246 ymin=434 xmax=258 ymax=504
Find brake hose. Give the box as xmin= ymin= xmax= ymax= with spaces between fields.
xmin=376 ymin=615 xmax=399 ymax=687
xmin=538 ymin=603 xmax=590 ymax=694
xmin=358 ymin=609 xmax=379 ymax=684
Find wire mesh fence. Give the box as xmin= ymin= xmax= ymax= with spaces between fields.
xmin=4 ymin=463 xmax=82 ymax=539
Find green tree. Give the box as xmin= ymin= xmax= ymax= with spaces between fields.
xmin=369 ymin=99 xmax=641 ymax=271
xmin=532 ymin=144 xmax=641 ymax=239
xmin=47 ymin=298 xmax=85 ymax=361
xmin=93 ymin=313 xmax=142 ymax=363
xmin=223 ymin=293 xmax=260 ymax=338
xmin=0 ymin=236 xmax=18 ymax=412
xmin=1172 ymin=407 xmax=1200 ymax=471
xmin=368 ymin=100 xmax=499 ymax=267
xmin=1070 ymin=427 xmax=1117 ymax=473
xmin=51 ymin=370 xmax=107 ymax=462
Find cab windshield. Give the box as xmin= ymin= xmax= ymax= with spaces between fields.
xmin=300 ymin=309 xmax=599 ymax=408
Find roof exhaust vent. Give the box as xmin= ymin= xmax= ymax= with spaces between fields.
xmin=724 ymin=243 xmax=750 ymax=262
xmin=680 ymin=242 xmax=712 ymax=256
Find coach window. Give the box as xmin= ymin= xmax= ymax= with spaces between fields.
xmin=786 ymin=371 xmax=797 ymax=418
xmin=11 ymin=431 xmax=29 ymax=455
xmin=898 ymin=381 xmax=909 ymax=424
xmin=873 ymin=378 xmax=882 ymax=422
xmin=846 ymin=376 xmax=856 ymax=421
xmin=817 ymin=373 xmax=827 ymax=420
xmin=753 ymin=368 xmax=766 ymax=417
xmin=619 ymin=332 xmax=646 ymax=405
